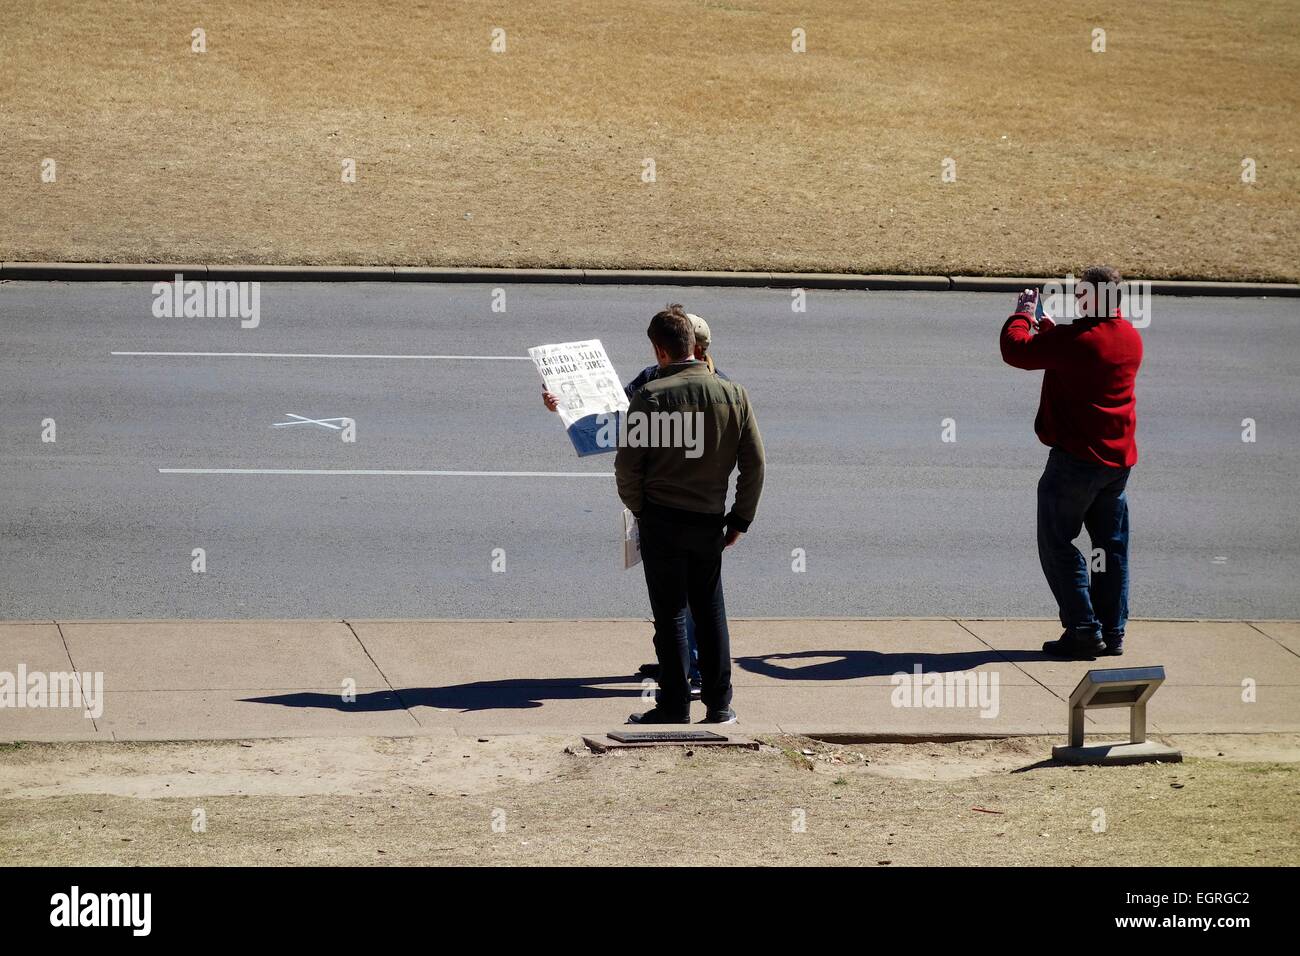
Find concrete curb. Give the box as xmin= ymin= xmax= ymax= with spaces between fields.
xmin=3 ymin=262 xmax=1298 ymax=297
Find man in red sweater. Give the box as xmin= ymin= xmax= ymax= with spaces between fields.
xmin=1000 ymin=265 xmax=1144 ymax=659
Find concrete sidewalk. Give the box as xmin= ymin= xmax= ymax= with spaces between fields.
xmin=1 ymin=619 xmax=1297 ymax=742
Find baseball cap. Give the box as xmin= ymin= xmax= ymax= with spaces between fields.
xmin=687 ymin=313 xmax=711 ymax=349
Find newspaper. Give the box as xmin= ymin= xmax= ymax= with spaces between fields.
xmin=622 ymin=508 xmax=641 ymax=569
xmin=528 ymin=339 xmax=629 ymax=456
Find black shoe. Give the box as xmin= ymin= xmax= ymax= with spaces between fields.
xmin=1102 ymin=633 xmax=1125 ymax=656
xmin=1042 ymin=630 xmax=1105 ymax=659
xmin=637 ymin=662 xmax=660 ymax=679
xmin=699 ymin=708 xmax=737 ymax=725
xmin=689 ymin=678 xmax=702 ymax=700
xmin=627 ymin=707 xmax=689 ymax=725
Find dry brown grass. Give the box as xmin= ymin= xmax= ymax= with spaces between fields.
xmin=1 ymin=735 xmax=1296 ymax=865
xmin=1 ymin=0 xmax=1297 ymax=279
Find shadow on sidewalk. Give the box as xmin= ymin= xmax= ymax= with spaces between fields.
xmin=735 ymin=649 xmax=1049 ymax=680
xmin=242 ymin=651 xmax=1053 ymax=714
xmin=242 ymin=674 xmax=645 ymax=713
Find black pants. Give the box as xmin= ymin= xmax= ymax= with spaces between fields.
xmin=638 ymin=513 xmax=732 ymax=715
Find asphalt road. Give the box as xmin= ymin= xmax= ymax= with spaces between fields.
xmin=1 ymin=280 xmax=1297 ymax=620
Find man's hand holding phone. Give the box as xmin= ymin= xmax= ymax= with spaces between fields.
xmin=1014 ymin=288 xmax=1038 ymax=317
xmin=1034 ymin=295 xmax=1056 ymax=331
xmin=1015 ymin=288 xmax=1055 ymax=332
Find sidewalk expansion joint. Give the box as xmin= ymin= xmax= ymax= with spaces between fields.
xmin=54 ymin=621 xmax=98 ymax=735
xmin=342 ymin=619 xmax=421 ymax=727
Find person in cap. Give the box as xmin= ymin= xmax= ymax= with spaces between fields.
xmin=621 ymin=313 xmax=728 ymax=396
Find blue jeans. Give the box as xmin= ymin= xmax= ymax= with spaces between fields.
xmin=685 ymin=612 xmax=700 ymax=683
xmin=1036 ymin=448 xmax=1131 ymax=638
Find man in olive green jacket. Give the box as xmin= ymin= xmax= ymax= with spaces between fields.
xmin=615 ymin=304 xmax=765 ymax=725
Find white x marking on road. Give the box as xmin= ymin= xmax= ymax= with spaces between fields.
xmin=272 ymin=413 xmax=350 ymax=431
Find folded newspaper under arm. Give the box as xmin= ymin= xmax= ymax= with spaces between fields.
xmin=622 ymin=508 xmax=641 ymax=569
xmin=528 ymin=339 xmax=628 ymax=457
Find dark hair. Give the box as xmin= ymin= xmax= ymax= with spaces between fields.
xmin=646 ymin=303 xmax=695 ymax=360
xmin=1080 ymin=264 xmax=1124 ymax=316
xmin=1081 ymin=264 xmax=1122 ymax=286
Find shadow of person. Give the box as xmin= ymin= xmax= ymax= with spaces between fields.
xmin=242 ymin=674 xmax=645 ymax=713
xmin=734 ymin=648 xmax=1049 ymax=681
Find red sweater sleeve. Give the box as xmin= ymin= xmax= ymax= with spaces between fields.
xmin=1000 ymin=312 xmax=1070 ymax=370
